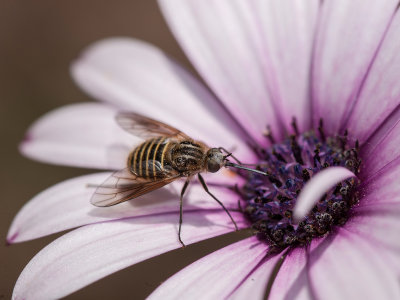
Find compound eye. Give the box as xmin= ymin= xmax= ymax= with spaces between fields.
xmin=207 ymin=160 xmax=221 ymax=173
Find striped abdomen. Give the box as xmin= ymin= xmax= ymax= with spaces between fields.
xmin=128 ymin=137 xmax=173 ymax=180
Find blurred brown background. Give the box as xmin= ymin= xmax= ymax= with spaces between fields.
xmin=0 ymin=1 xmax=248 ymax=298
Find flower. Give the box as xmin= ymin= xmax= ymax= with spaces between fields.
xmin=8 ymin=0 xmax=400 ymax=299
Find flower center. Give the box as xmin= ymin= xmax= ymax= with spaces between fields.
xmin=240 ymin=121 xmax=361 ymax=250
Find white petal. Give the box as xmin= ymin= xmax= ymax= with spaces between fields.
xmin=308 ymin=228 xmax=400 ymax=299
xmin=346 ymin=206 xmax=400 ymax=275
xmin=312 ymin=0 xmax=398 ymax=135
xmin=230 ymin=250 xmax=283 ymax=300
xmin=148 ymin=237 xmax=279 ymax=300
xmin=159 ymin=0 xmax=283 ymax=143
xmin=20 ymin=103 xmax=136 ymax=169
xmin=269 ymin=248 xmax=313 ymax=300
xmin=8 ymin=172 xmax=244 ymax=243
xmin=346 ymin=11 xmax=400 ymax=144
xmin=348 ymin=202 xmax=400 ymax=252
xmin=245 ymin=0 xmax=320 ymax=133
xmin=359 ymin=156 xmax=400 ymax=206
xmin=12 ymin=211 xmax=247 ymax=300
xmin=360 ymin=113 xmax=400 ymax=177
xmin=71 ymin=37 xmax=254 ymax=160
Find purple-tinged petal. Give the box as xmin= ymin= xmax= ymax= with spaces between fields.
xmin=158 ymin=0 xmax=282 ymax=143
xmin=346 ymin=11 xmax=400 ymax=144
xmin=245 ymin=0 xmax=320 ymax=133
xmin=8 ymin=172 xmax=244 ymax=243
xmin=359 ymin=111 xmax=400 ymax=177
xmin=148 ymin=237 xmax=278 ymax=300
xmin=20 ymin=103 xmax=136 ymax=169
xmin=312 ymin=0 xmax=398 ymax=134
xmin=71 ymin=38 xmax=254 ymax=160
xmin=228 ymin=251 xmax=282 ymax=300
xmin=359 ymin=156 xmax=400 ymax=205
xmin=293 ymin=167 xmax=356 ymax=222
xmin=346 ymin=206 xmax=400 ymax=275
xmin=12 ymin=211 xmax=247 ymax=300
xmin=308 ymin=228 xmax=400 ymax=299
xmin=347 ymin=203 xmax=400 ymax=252
xmin=269 ymin=248 xmax=313 ymax=300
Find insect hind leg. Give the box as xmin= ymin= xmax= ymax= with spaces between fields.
xmin=178 ymin=177 xmax=191 ymax=248
xmin=197 ymin=173 xmax=238 ymax=231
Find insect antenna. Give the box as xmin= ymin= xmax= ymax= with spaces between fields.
xmin=225 ymin=161 xmax=268 ymax=176
xmin=219 ymin=147 xmax=242 ymax=164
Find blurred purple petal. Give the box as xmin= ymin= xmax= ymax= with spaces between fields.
xmin=159 ymin=0 xmax=283 ymax=144
xmin=308 ymin=228 xmax=400 ymax=299
xmin=148 ymin=237 xmax=279 ymax=299
xmin=12 ymin=210 xmax=246 ymax=300
xmin=20 ymin=103 xmax=136 ymax=169
xmin=269 ymin=248 xmax=313 ymax=300
xmin=312 ymin=0 xmax=398 ymax=134
xmin=8 ymin=172 xmax=243 ymax=243
xmin=293 ymin=167 xmax=356 ymax=222
xmin=346 ymin=11 xmax=400 ymax=144
xmin=71 ymin=37 xmax=253 ymax=160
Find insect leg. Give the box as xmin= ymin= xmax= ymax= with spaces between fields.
xmin=178 ymin=178 xmax=191 ymax=248
xmin=197 ymin=173 xmax=238 ymax=231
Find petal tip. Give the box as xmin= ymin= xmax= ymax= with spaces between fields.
xmin=292 ymin=209 xmax=307 ymax=224
xmin=18 ymin=133 xmax=32 ymax=153
xmin=22 ymin=132 xmax=32 ymax=143
xmin=7 ymin=231 xmax=19 ymax=245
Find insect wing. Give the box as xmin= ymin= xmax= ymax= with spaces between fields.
xmin=116 ymin=112 xmax=189 ymax=140
xmin=90 ymin=168 xmax=179 ymax=207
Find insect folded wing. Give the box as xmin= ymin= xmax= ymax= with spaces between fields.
xmin=116 ymin=112 xmax=189 ymax=140
xmin=90 ymin=168 xmax=179 ymax=207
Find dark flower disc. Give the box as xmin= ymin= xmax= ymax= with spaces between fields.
xmin=240 ymin=121 xmax=361 ymax=251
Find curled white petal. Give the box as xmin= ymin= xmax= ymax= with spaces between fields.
xmin=293 ymin=167 xmax=356 ymax=223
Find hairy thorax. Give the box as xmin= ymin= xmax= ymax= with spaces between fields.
xmin=170 ymin=141 xmax=207 ymax=175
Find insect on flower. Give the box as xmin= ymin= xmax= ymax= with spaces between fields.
xmin=91 ymin=112 xmax=267 ymax=247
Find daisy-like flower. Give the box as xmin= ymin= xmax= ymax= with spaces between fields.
xmin=8 ymin=0 xmax=400 ymax=299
